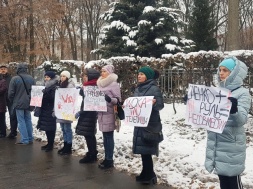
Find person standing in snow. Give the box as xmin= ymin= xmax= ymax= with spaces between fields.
xmin=56 ymin=71 xmax=75 ymax=155
xmin=205 ymin=57 xmax=251 ymax=189
xmin=96 ymin=65 xmax=121 ymax=169
xmin=132 ymin=66 xmax=164 ymax=185
xmin=37 ymin=71 xmax=58 ymax=152
xmin=75 ymin=68 xmax=100 ymax=163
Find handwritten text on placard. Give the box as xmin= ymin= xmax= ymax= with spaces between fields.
xmin=185 ymin=84 xmax=231 ymax=133
xmin=123 ymin=96 xmax=154 ymax=127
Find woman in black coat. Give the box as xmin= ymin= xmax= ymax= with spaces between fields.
xmin=133 ymin=66 xmax=164 ymax=185
xmin=37 ymin=71 xmax=58 ymax=152
xmin=75 ymin=68 xmax=100 ymax=163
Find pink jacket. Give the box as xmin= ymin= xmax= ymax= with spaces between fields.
xmin=97 ymin=73 xmax=121 ymax=132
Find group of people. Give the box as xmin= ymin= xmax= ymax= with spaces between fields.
xmin=0 ymin=57 xmax=251 ymax=188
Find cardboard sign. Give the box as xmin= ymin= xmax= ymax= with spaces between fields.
xmin=185 ymin=84 xmax=232 ymax=133
xmin=123 ymin=96 xmax=154 ymax=127
xmin=30 ymin=85 xmax=45 ymax=107
xmin=83 ymin=86 xmax=107 ymax=112
xmin=54 ymin=88 xmax=79 ymax=121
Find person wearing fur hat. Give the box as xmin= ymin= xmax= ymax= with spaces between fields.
xmin=57 ymin=70 xmax=75 ymax=155
xmin=75 ymin=68 xmax=100 ymax=163
xmin=37 ymin=71 xmax=59 ymax=152
xmin=205 ymin=57 xmax=251 ymax=189
xmin=96 ymin=64 xmax=121 ymax=169
xmin=133 ymin=66 xmax=164 ymax=185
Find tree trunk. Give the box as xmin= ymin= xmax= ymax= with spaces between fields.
xmin=226 ymin=0 xmax=239 ymax=50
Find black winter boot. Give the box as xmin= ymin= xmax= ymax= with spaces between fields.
xmin=79 ymin=151 xmax=98 ymax=164
xmin=45 ymin=145 xmax=53 ymax=152
xmin=59 ymin=143 xmax=72 ymax=155
xmin=41 ymin=144 xmax=48 ymax=150
xmin=58 ymin=142 xmax=67 ymax=154
xmin=98 ymin=159 xmax=114 ymax=169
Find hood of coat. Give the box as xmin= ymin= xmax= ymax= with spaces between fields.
xmin=16 ymin=63 xmax=28 ymax=74
xmin=97 ymin=73 xmax=118 ymax=88
xmin=218 ymin=57 xmax=248 ymax=91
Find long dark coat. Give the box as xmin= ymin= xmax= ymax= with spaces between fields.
xmin=132 ymin=79 xmax=164 ymax=156
xmin=37 ymin=77 xmax=58 ymax=131
xmin=0 ymin=79 xmax=7 ymax=112
xmin=75 ymin=80 xmax=98 ymax=136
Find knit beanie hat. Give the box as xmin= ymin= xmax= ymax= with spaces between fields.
xmin=60 ymin=70 xmax=71 ymax=79
xmin=85 ymin=68 xmax=100 ymax=81
xmin=219 ymin=58 xmax=236 ymax=72
xmin=44 ymin=71 xmax=56 ymax=79
xmin=102 ymin=65 xmax=114 ymax=74
xmin=0 ymin=63 xmax=8 ymax=68
xmin=138 ymin=66 xmax=155 ymax=80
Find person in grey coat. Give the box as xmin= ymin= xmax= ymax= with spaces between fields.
xmin=8 ymin=63 xmax=35 ymax=145
xmin=133 ymin=66 xmax=164 ymax=185
xmin=205 ymin=57 xmax=251 ymax=189
xmin=97 ymin=65 xmax=121 ymax=169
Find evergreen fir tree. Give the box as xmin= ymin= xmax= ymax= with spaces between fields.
xmin=187 ymin=0 xmax=218 ymax=51
xmin=98 ymin=1 xmax=194 ymax=58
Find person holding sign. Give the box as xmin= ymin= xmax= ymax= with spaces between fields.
xmin=75 ymin=68 xmax=100 ymax=163
xmin=133 ymin=66 xmax=164 ymax=185
xmin=37 ymin=71 xmax=58 ymax=152
xmin=205 ymin=57 xmax=251 ymax=189
xmin=96 ymin=64 xmax=121 ymax=169
xmin=56 ymin=71 xmax=75 ymax=155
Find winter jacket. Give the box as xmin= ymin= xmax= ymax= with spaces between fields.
xmin=75 ymin=79 xmax=98 ymax=136
xmin=0 ymin=79 xmax=7 ymax=112
xmin=132 ymin=79 xmax=164 ymax=156
xmin=205 ymin=57 xmax=251 ymax=176
xmin=37 ymin=76 xmax=59 ymax=131
xmin=1 ymin=73 xmax=11 ymax=104
xmin=8 ymin=64 xmax=35 ymax=113
xmin=97 ymin=73 xmax=121 ymax=132
xmin=56 ymin=79 xmax=75 ymax=124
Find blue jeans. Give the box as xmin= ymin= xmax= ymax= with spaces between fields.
xmin=103 ymin=131 xmax=114 ymax=160
xmin=60 ymin=123 xmax=72 ymax=144
xmin=16 ymin=109 xmax=33 ymax=144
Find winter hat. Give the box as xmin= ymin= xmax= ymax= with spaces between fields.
xmin=60 ymin=70 xmax=71 ymax=79
xmin=102 ymin=65 xmax=114 ymax=74
xmin=219 ymin=58 xmax=236 ymax=72
xmin=44 ymin=71 xmax=56 ymax=79
xmin=138 ymin=66 xmax=155 ymax=80
xmin=0 ymin=63 xmax=8 ymax=68
xmin=85 ymin=68 xmax=100 ymax=81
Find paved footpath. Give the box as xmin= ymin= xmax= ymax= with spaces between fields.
xmin=0 ymin=137 xmax=171 ymax=189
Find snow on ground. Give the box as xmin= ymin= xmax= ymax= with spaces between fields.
xmin=7 ymin=101 xmax=253 ymax=189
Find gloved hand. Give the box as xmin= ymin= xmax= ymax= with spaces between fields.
xmin=105 ymin=94 xmax=111 ymax=103
xmin=75 ymin=111 xmax=80 ymax=119
xmin=79 ymin=88 xmax=85 ymax=97
xmin=228 ymin=97 xmax=238 ymax=114
xmin=183 ymin=94 xmax=188 ymax=104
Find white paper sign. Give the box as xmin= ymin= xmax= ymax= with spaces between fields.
xmin=83 ymin=86 xmax=107 ymax=112
xmin=123 ymin=96 xmax=154 ymax=127
xmin=30 ymin=85 xmax=45 ymax=107
xmin=185 ymin=84 xmax=232 ymax=133
xmin=54 ymin=88 xmax=79 ymax=121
